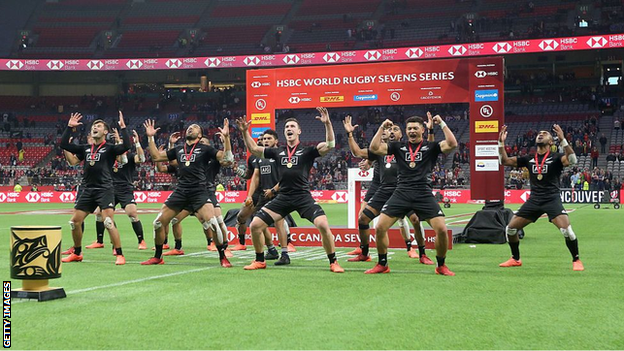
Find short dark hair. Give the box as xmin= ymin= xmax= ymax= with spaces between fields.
xmin=92 ymin=119 xmax=110 ymax=132
xmin=284 ymin=118 xmax=300 ymax=128
xmin=262 ymin=129 xmax=279 ymax=140
xmin=405 ymin=116 xmax=425 ymax=128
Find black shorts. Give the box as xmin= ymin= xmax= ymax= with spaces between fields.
xmin=253 ymin=194 xmax=272 ymax=214
xmin=515 ymin=194 xmax=567 ymax=222
xmin=114 ymin=186 xmax=136 ymax=209
xmin=258 ymin=192 xmax=325 ymax=225
xmin=207 ymin=192 xmax=220 ymax=208
xmin=364 ymin=182 xmax=380 ymax=202
xmin=74 ymin=185 xmax=83 ymax=205
xmin=381 ymin=190 xmax=444 ymax=221
xmin=165 ymin=187 xmax=212 ymax=213
xmin=74 ymin=187 xmax=115 ymax=214
xmin=367 ymin=186 xmax=395 ymax=212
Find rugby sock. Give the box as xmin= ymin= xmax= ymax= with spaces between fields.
xmin=281 ymin=247 xmax=288 ymax=254
xmin=565 ymin=238 xmax=580 ymax=262
xmin=509 ymin=241 xmax=520 ymax=261
xmin=154 ymin=244 xmax=163 ymax=259
xmin=361 ymin=244 xmax=370 ymax=257
xmin=131 ymin=221 xmax=144 ymax=243
xmin=74 ymin=246 xmax=82 ymax=256
xmin=436 ymin=256 xmax=445 ymax=267
xmin=238 ymin=233 xmax=245 ymax=245
xmin=327 ymin=252 xmax=337 ymax=264
xmin=217 ymin=245 xmax=226 ymax=259
xmin=418 ymin=245 xmax=426 ymax=257
xmin=405 ymin=240 xmax=412 ymax=252
xmin=115 ymin=247 xmax=123 ymax=256
xmin=175 ymin=239 xmax=182 ymax=250
xmin=378 ymin=253 xmax=388 ymax=266
xmin=255 ymin=252 xmax=265 ymax=262
xmin=287 ymin=234 xmax=292 ymax=244
xmin=96 ymin=221 xmax=105 ymax=244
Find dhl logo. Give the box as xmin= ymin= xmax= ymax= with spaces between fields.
xmin=475 ymin=121 xmax=499 ymax=133
xmin=320 ymin=96 xmax=344 ymax=103
xmin=251 ymin=113 xmax=271 ymax=124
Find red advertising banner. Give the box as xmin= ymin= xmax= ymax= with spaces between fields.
xmin=248 ymin=57 xmax=505 ymax=201
xmin=226 ymin=227 xmax=453 ymax=250
xmin=2 ymin=34 xmax=622 ymax=72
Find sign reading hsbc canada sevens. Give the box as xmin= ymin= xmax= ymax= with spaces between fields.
xmin=248 ymin=57 xmax=505 ymax=203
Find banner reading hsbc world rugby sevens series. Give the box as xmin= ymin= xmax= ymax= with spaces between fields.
xmin=247 ymin=57 xmax=505 ymax=201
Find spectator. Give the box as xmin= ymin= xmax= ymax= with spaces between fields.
xmin=599 ymin=133 xmax=607 ymax=153
xmin=591 ymin=147 xmax=599 ymax=168
xmin=31 ymin=184 xmax=38 ymax=192
xmin=615 ymin=118 xmax=620 ymax=130
xmin=13 ymin=182 xmax=22 ymax=192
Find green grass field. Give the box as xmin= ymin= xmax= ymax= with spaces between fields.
xmin=2 ymin=202 xmax=624 ymax=350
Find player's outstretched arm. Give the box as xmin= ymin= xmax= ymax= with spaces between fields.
xmin=114 ymin=111 xmax=131 ymax=155
xmin=60 ymin=113 xmax=84 ymax=154
xmin=143 ymin=119 xmax=169 ymax=162
xmin=553 ymin=124 xmax=577 ymax=167
xmin=370 ymin=119 xmax=392 ymax=155
xmin=216 ymin=118 xmax=234 ymax=163
xmin=132 ymin=130 xmax=146 ymax=163
xmin=434 ymin=115 xmax=457 ymax=154
xmin=316 ymin=107 xmax=335 ymax=156
xmin=236 ymin=116 xmax=264 ymax=158
xmin=343 ymin=114 xmax=368 ymax=158
xmin=498 ymin=125 xmax=517 ymax=167
xmin=426 ymin=112 xmax=435 ymax=142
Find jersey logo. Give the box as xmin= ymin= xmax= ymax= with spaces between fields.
xmin=86 ymin=153 xmax=101 ymax=162
xmin=295 ymin=150 xmax=303 ymax=155
xmin=532 ymin=165 xmax=548 ymax=174
xmin=99 ymin=148 xmax=107 ymax=153
xmin=180 ymin=154 xmax=197 ymax=163
xmin=260 ymin=165 xmax=272 ymax=174
xmin=281 ymin=156 xmax=299 ymax=166
xmin=279 ymin=151 xmax=286 ymax=156
xmin=403 ymin=152 xmax=422 ymax=162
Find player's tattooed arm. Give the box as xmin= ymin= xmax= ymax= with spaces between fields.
xmin=316 ymin=107 xmax=335 ymax=156
xmin=343 ymin=114 xmax=368 ymax=158
xmin=143 ymin=119 xmax=169 ymax=162
xmin=498 ymin=125 xmax=518 ymax=167
xmin=370 ymin=119 xmax=392 ymax=155
xmin=237 ymin=116 xmax=265 ymax=158
xmin=434 ymin=114 xmax=457 ymax=154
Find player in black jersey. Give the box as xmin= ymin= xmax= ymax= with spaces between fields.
xmin=237 ymin=107 xmax=345 ymax=273
xmin=231 ymin=146 xmax=261 ymax=251
xmin=498 ymin=124 xmax=584 ymax=271
xmin=369 ymin=115 xmax=457 ymax=275
xmin=60 ymin=136 xmax=89 ymax=256
xmin=343 ymin=114 xmax=434 ymax=264
xmin=141 ymin=119 xmax=233 ymax=266
xmin=247 ymin=129 xmax=292 ymax=265
xmin=60 ymin=112 xmax=131 ymax=265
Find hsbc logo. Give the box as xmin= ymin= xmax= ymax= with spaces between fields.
xmin=405 ymin=48 xmax=423 ymax=58
xmin=205 ymin=58 xmax=221 ymax=67
xmin=331 ymin=191 xmax=347 ymax=203
xmin=586 ymin=36 xmax=607 ymax=48
xmin=539 ymin=40 xmax=559 ymax=51
xmin=6 ymin=60 xmax=24 ymax=70
xmin=126 ymin=60 xmax=143 ymax=69
xmin=47 ymin=60 xmax=64 ymax=70
xmin=0 ymin=193 xmax=6 ymax=202
xmin=480 ymin=105 xmax=493 ymax=118
xmin=358 ymin=170 xmax=369 ymax=177
xmin=323 ymin=52 xmax=340 ymax=63
xmin=283 ymin=54 xmax=300 ymax=65
xmin=475 ymin=70 xmax=487 ymax=78
xmin=59 ymin=192 xmax=76 ymax=202
xmin=26 ymin=192 xmax=41 ymax=202
xmin=216 ymin=192 xmax=224 ymax=202
xmin=244 ymin=56 xmax=260 ymax=66
xmin=520 ymin=191 xmax=531 ymax=202
xmin=364 ymin=50 xmax=381 ymax=61
xmin=134 ymin=192 xmax=147 ymax=203
xmin=165 ymin=59 xmax=182 ymax=68
xmin=492 ymin=42 xmax=512 ymax=53
xmin=250 ymin=81 xmax=262 ymax=88
xmin=448 ymin=45 xmax=466 ymax=56
xmin=87 ymin=60 xmax=103 ymax=70
xmin=255 ymin=99 xmax=267 ymax=110
xmin=289 ymin=97 xmax=300 ymax=104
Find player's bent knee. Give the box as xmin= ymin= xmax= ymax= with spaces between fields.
xmin=95 ymin=214 xmax=103 ymax=222
xmin=129 ymin=216 xmax=140 ymax=223
xmin=171 ymin=217 xmax=179 ymax=226
xmin=153 ymin=219 xmax=162 ymax=229
xmin=103 ymin=217 xmax=115 ymax=229
xmin=361 ymin=208 xmax=376 ymax=221
xmin=506 ymin=226 xmax=518 ymax=236
xmin=68 ymin=221 xmax=75 ymax=230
